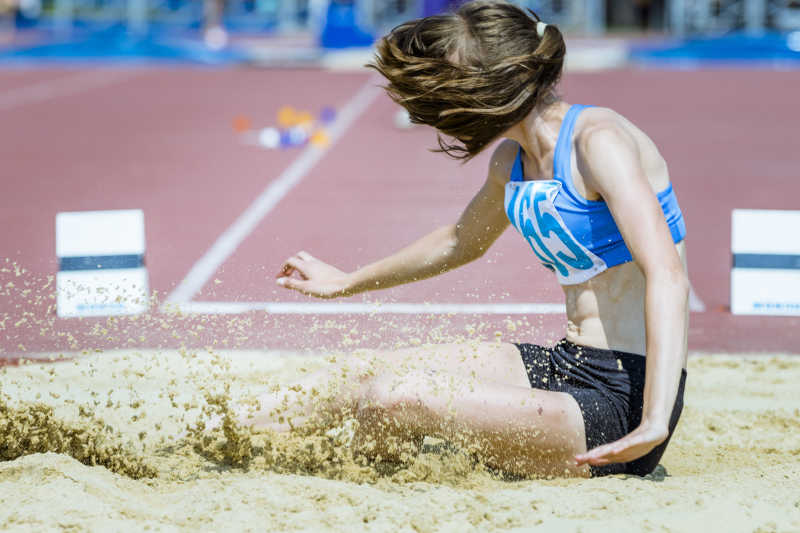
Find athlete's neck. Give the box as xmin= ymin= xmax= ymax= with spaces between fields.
xmin=503 ymin=95 xmax=570 ymax=178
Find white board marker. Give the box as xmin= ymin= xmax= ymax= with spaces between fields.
xmin=55 ymin=209 xmax=149 ymax=318
xmin=731 ymin=209 xmax=800 ymax=316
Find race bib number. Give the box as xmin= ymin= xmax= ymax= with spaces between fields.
xmin=505 ymin=180 xmax=607 ymax=285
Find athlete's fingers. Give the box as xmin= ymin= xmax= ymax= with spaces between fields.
xmin=277 ymin=255 xmax=303 ymax=276
xmin=282 ymin=256 xmax=310 ymax=279
xmin=576 ymin=431 xmax=654 ymax=466
xmin=575 ymin=440 xmax=625 ymax=465
xmin=277 ymin=263 xmax=296 ymax=278
xmin=276 ymin=276 xmax=310 ymax=293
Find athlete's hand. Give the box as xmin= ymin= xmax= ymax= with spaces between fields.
xmin=574 ymin=420 xmax=668 ymax=467
xmin=276 ymin=251 xmax=352 ymax=299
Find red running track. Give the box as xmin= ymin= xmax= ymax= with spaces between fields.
xmin=1 ymin=66 xmax=799 ymax=358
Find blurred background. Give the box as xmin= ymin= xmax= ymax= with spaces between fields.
xmin=1 ymin=0 xmax=799 ymax=360
xmin=0 ymin=0 xmax=799 ymax=65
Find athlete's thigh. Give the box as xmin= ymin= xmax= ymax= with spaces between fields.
xmin=365 ymin=368 xmax=588 ymax=477
xmin=357 ymin=341 xmax=530 ymax=388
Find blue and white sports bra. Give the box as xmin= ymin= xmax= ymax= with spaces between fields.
xmin=504 ymin=104 xmax=686 ymax=285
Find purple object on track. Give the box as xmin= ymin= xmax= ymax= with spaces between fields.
xmin=320 ymin=107 xmax=337 ymax=124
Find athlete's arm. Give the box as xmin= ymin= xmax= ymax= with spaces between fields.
xmin=275 ymin=142 xmax=513 ymax=298
xmin=572 ymin=122 xmax=689 ymax=467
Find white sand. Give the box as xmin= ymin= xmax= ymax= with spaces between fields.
xmin=1 ymin=348 xmax=799 ymax=532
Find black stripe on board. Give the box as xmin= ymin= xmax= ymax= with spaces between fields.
xmin=59 ymin=254 xmax=144 ymax=271
xmin=733 ymin=253 xmax=800 ymax=270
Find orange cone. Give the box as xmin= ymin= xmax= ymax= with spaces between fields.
xmin=232 ymin=115 xmax=252 ymax=133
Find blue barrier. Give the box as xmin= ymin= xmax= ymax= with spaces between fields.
xmin=319 ymin=1 xmax=373 ymax=49
xmin=0 ymin=26 xmax=251 ymax=65
xmin=1 ymin=1 xmax=378 ymax=64
xmin=631 ymin=32 xmax=800 ymax=67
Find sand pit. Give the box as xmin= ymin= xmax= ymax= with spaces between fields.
xmin=1 ymin=347 xmax=799 ymax=532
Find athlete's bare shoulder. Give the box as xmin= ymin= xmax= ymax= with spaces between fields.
xmin=486 ymin=139 xmax=519 ymax=188
xmin=575 ymin=106 xmax=637 ymax=145
xmin=575 ymin=106 xmax=663 ymax=156
xmin=574 ymin=106 xmax=670 ymax=193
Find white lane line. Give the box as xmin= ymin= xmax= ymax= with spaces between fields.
xmin=689 ymin=283 xmax=706 ymax=312
xmin=0 ymin=69 xmax=141 ymax=111
xmin=172 ymin=291 xmax=708 ymax=315
xmin=169 ymin=301 xmax=568 ymax=315
xmin=165 ymin=76 xmax=382 ymax=305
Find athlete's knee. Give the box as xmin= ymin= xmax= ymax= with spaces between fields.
xmin=329 ymin=354 xmax=382 ymax=385
xmin=366 ymin=348 xmax=427 ymax=374
xmin=360 ymin=371 xmax=424 ymax=414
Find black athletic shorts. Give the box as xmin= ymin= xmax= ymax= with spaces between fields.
xmin=515 ymin=339 xmax=687 ymax=477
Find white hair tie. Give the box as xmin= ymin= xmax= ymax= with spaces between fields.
xmin=536 ymin=21 xmax=548 ymax=38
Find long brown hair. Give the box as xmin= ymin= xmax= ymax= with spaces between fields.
xmin=368 ymin=1 xmax=566 ymax=161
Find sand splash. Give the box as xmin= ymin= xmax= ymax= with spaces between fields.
xmin=1 ymin=265 xmax=799 ymax=531
xmin=1 ymin=349 xmax=800 ymax=532
xmin=0 ymin=346 xmax=500 ymax=489
xmin=0 ymin=391 xmax=156 ymax=479
xmin=0 ymin=257 xmax=513 ymax=490
xmin=183 ymin=357 xmax=491 ymax=486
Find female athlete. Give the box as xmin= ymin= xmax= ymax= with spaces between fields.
xmin=244 ymin=0 xmax=689 ymax=478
